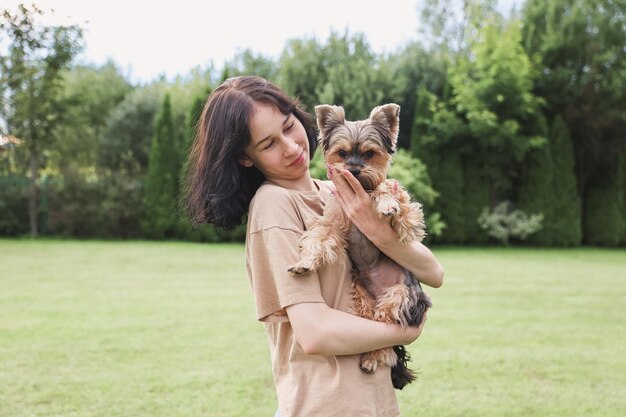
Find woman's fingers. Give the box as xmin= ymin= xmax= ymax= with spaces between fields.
xmin=339 ymin=169 xmax=369 ymax=199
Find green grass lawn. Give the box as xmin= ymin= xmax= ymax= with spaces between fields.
xmin=1 ymin=240 xmax=624 ymax=417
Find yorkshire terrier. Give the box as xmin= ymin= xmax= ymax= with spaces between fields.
xmin=288 ymin=103 xmax=432 ymax=390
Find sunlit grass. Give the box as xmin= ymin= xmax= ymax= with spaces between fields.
xmin=1 ymin=240 xmax=624 ymax=416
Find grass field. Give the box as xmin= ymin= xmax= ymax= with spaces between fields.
xmin=1 ymin=239 xmax=625 ymax=417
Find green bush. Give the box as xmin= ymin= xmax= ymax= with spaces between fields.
xmin=47 ymin=172 xmax=143 ymax=238
xmin=583 ymin=155 xmax=624 ymax=246
xmin=0 ymin=176 xmax=30 ymax=236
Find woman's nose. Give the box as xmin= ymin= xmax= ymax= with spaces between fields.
xmin=283 ymin=137 xmax=299 ymax=156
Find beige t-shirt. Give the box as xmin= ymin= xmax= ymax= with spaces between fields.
xmin=245 ymin=179 xmax=400 ymax=417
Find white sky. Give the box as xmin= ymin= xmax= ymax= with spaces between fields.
xmin=4 ymin=0 xmax=520 ymax=84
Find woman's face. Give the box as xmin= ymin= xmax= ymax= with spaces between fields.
xmin=240 ymin=102 xmax=311 ymax=189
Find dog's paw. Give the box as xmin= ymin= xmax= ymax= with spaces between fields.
xmin=359 ymin=353 xmax=378 ymax=374
xmin=380 ymin=347 xmax=398 ymax=367
xmin=288 ymin=262 xmax=312 ymax=276
xmin=377 ymin=199 xmax=400 ymax=217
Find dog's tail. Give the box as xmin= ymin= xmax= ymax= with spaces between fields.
xmin=391 ymin=345 xmax=417 ymax=390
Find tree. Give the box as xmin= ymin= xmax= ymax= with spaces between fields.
xmin=517 ymin=135 xmax=554 ymax=245
xmin=548 ymin=115 xmax=581 ymax=246
xmin=315 ymin=31 xmax=402 ymax=120
xmin=277 ymin=31 xmax=402 ymax=117
xmin=394 ymin=42 xmax=450 ymax=149
xmin=449 ymin=16 xmax=545 ymax=204
xmin=51 ymin=61 xmax=132 ymax=173
xmin=277 ymin=36 xmax=326 ymax=108
xmin=223 ymin=49 xmax=277 ymax=81
xmin=522 ymin=0 xmax=626 ymax=244
xmin=141 ymin=94 xmax=180 ymax=239
xmin=0 ymin=4 xmax=83 ymax=236
xmin=98 ymin=87 xmax=160 ymax=177
xmin=411 ymin=8 xmax=545 ymax=244
xmin=583 ymin=153 xmax=624 ymax=246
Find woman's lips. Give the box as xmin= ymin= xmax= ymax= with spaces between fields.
xmin=288 ymin=150 xmax=305 ymax=167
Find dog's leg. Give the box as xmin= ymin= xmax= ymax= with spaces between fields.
xmin=373 ymin=180 xmax=426 ymax=245
xmin=391 ymin=201 xmax=426 ymax=245
xmin=350 ymin=280 xmax=375 ymax=320
xmin=360 ymin=347 xmax=398 ymax=374
xmin=373 ymin=181 xmax=400 ymax=217
xmin=288 ymin=202 xmax=348 ymax=276
xmin=359 ymin=284 xmax=413 ymax=373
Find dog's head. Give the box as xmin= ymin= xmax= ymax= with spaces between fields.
xmin=315 ymin=103 xmax=400 ymax=191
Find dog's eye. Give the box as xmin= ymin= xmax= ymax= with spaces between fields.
xmin=338 ymin=150 xmax=347 ymax=158
xmin=365 ymin=150 xmax=375 ymax=159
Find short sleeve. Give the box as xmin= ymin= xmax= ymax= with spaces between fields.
xmin=246 ymin=226 xmax=325 ymax=321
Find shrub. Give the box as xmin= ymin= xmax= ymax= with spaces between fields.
xmin=478 ymin=201 xmax=543 ymax=245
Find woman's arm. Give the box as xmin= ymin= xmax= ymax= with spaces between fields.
xmin=329 ymin=166 xmax=444 ymax=288
xmin=285 ymin=301 xmax=426 ymax=355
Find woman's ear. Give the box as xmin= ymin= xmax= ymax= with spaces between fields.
xmin=238 ymin=155 xmax=254 ymax=167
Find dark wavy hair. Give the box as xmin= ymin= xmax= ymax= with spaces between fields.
xmin=182 ymin=76 xmax=318 ymax=229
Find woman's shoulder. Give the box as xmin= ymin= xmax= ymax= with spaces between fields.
xmin=252 ymin=181 xmax=293 ymax=201
xmin=247 ymin=182 xmax=306 ymax=233
xmin=247 ymin=180 xmax=329 ymax=234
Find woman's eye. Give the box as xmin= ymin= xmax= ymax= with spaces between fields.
xmin=263 ymin=141 xmax=274 ymax=150
xmin=338 ymin=150 xmax=347 ymax=158
xmin=365 ymin=150 xmax=374 ymax=158
xmin=285 ymin=121 xmax=295 ymax=131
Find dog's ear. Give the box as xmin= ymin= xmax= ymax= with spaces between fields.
xmin=315 ymin=105 xmax=345 ymax=151
xmin=369 ymin=103 xmax=400 ymax=153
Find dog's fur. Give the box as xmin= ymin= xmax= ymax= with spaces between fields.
xmin=287 ymin=103 xmax=432 ymax=389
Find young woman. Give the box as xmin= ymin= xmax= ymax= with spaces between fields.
xmin=183 ymin=76 xmax=443 ymax=417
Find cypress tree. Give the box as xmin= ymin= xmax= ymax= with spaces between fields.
xmin=549 ymin=116 xmax=581 ymax=246
xmin=433 ymin=152 xmax=466 ymax=244
xmin=410 ymin=86 xmax=435 ymax=156
xmin=142 ymin=94 xmax=179 ymax=239
xmin=583 ymin=154 xmax=624 ymax=246
xmin=463 ymin=159 xmax=491 ymax=245
xmin=622 ymin=154 xmax=626 ymax=246
xmin=517 ymin=140 xmax=553 ymax=246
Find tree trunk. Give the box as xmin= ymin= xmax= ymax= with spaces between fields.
xmin=28 ymin=148 xmax=38 ymax=237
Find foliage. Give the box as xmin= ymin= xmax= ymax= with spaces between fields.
xmin=47 ymin=170 xmax=143 ymax=238
xmin=98 ymin=87 xmax=160 ymax=176
xmin=276 ymin=36 xmax=327 ymax=109
xmin=449 ymin=16 xmax=545 ymax=196
xmin=277 ymin=31 xmax=402 ymax=117
xmin=516 ymin=133 xmax=553 ymax=246
xmin=1 ymin=0 xmax=625 ymax=246
xmin=462 ymin=159 xmax=491 ymax=244
xmin=50 ymin=62 xmax=132 ymax=172
xmin=478 ymin=200 xmax=543 ymax=244
xmin=394 ymin=42 xmax=451 ymax=148
xmin=424 ymin=152 xmax=465 ymax=243
xmin=583 ymin=152 xmax=625 ymax=246
xmin=0 ymin=176 xmax=29 ymax=235
xmin=0 ymin=4 xmax=83 ymax=236
xmin=522 ymin=0 xmax=626 ymax=244
xmin=141 ymin=94 xmax=180 ymax=239
xmin=223 ymin=49 xmax=277 ymax=81
xmin=547 ymin=115 xmax=582 ymax=246
xmin=388 ymin=149 xmax=444 ymax=237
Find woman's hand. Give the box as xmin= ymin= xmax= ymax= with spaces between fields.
xmin=328 ymin=165 xmax=396 ymax=247
xmin=328 ymin=164 xmax=444 ymax=288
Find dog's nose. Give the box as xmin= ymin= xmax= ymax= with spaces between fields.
xmin=348 ymin=168 xmax=361 ymax=177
